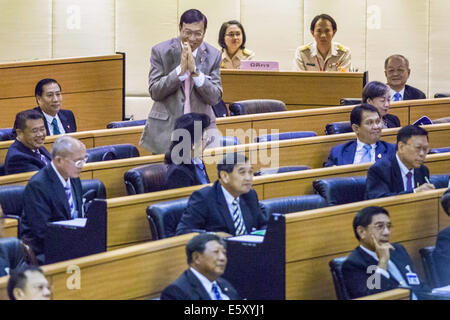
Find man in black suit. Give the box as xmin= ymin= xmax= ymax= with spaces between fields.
xmin=385 ymin=55 xmax=426 ymax=101
xmin=4 ymin=110 xmax=51 ymax=175
xmin=342 ymin=206 xmax=423 ymax=299
xmin=161 ymin=233 xmax=239 ymax=300
xmin=324 ymin=104 xmax=395 ymax=167
xmin=20 ymin=135 xmax=87 ymax=263
xmin=176 ymin=152 xmax=267 ymax=236
xmin=365 ymin=125 xmax=435 ymax=199
xmin=433 ymin=188 xmax=450 ymax=286
xmin=33 ymin=78 xmax=77 ymax=135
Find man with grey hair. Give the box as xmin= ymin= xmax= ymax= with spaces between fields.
xmin=20 ymin=135 xmax=88 ymax=263
xmin=384 ymin=54 xmax=426 ymax=101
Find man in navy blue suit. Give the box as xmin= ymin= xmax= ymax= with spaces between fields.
xmin=342 ymin=206 xmax=423 ymax=299
xmin=176 ymin=152 xmax=267 ymax=236
xmin=161 ymin=233 xmax=240 ymax=300
xmin=324 ymin=104 xmax=395 ymax=167
xmin=20 ymin=135 xmax=87 ymax=263
xmin=33 ymin=78 xmax=77 ymax=136
xmin=433 ymin=189 xmax=450 ymax=286
xmin=365 ymin=125 xmax=435 ymax=199
xmin=4 ymin=110 xmax=51 ymax=175
xmin=385 ymin=55 xmax=426 ymax=101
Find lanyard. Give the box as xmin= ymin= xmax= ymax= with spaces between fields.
xmin=315 ymin=56 xmax=329 ymax=72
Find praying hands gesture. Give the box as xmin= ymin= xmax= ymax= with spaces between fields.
xmin=181 ymin=42 xmax=196 ymax=75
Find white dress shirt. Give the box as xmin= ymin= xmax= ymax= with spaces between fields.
xmin=42 ymin=111 xmax=65 ymax=135
xmin=353 ymin=139 xmax=376 ymax=164
xmin=190 ymin=267 xmax=230 ymax=300
xmin=389 ymin=87 xmax=405 ymax=101
xmin=396 ymin=154 xmax=415 ymax=192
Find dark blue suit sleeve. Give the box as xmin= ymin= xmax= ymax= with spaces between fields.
xmin=5 ymin=154 xmax=41 ymax=175
xmin=176 ymin=190 xmax=208 ymax=235
xmin=324 ymin=147 xmax=338 ymax=167
xmin=365 ymin=164 xmax=408 ymax=199
xmin=160 ymin=284 xmax=192 ymax=300
xmin=434 ymin=229 xmax=450 ymax=286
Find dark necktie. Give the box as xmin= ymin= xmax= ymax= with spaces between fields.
xmin=194 ymin=161 xmax=209 ymax=184
xmin=36 ymin=149 xmax=48 ymax=165
xmin=51 ymin=118 xmax=61 ymax=135
xmin=406 ymin=171 xmax=413 ymax=192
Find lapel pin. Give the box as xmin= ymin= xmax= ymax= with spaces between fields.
xmin=377 ymin=153 xmax=381 ymax=159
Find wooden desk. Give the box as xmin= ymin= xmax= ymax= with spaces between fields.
xmin=220 ymin=70 xmax=365 ymax=110
xmin=0 ymin=190 xmax=445 ymax=300
xmin=355 ymin=288 xmax=411 ymax=300
xmin=0 ymin=219 xmax=18 ymax=239
xmin=0 ymin=54 xmax=124 ymax=131
xmin=284 ymin=189 xmax=444 ymax=299
xmin=105 ymin=153 xmax=449 ymax=250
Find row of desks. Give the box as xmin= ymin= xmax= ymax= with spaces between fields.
xmin=3 ymin=152 xmax=448 ymax=251
xmin=0 ymin=188 xmax=446 ymax=300
xmin=1 ymin=97 xmax=449 ymax=164
xmin=1 ymin=123 xmax=449 ymax=199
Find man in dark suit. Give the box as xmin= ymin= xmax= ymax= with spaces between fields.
xmin=140 ymin=9 xmax=222 ymax=154
xmin=385 ymin=55 xmax=426 ymax=101
xmin=433 ymin=188 xmax=450 ymax=286
xmin=324 ymin=104 xmax=395 ymax=167
xmin=33 ymin=78 xmax=77 ymax=136
xmin=20 ymin=136 xmax=87 ymax=263
xmin=365 ymin=125 xmax=435 ymax=199
xmin=4 ymin=110 xmax=51 ymax=175
xmin=161 ymin=233 xmax=239 ymax=300
xmin=176 ymin=152 xmax=267 ymax=236
xmin=7 ymin=266 xmax=51 ymax=300
xmin=342 ymin=206 xmax=423 ymax=299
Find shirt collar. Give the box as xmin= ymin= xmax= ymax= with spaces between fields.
xmin=221 ymin=184 xmax=239 ymax=206
xmin=389 ymin=87 xmax=405 ymax=100
xmin=356 ymin=138 xmax=376 ymax=151
xmin=359 ymin=244 xmax=379 ymax=262
xmin=190 ymin=267 xmax=216 ymax=294
xmin=310 ymin=41 xmax=338 ymax=59
xmin=396 ymin=153 xmax=413 ymax=176
xmin=42 ymin=110 xmax=59 ymax=124
xmin=51 ymin=161 xmax=70 ymax=188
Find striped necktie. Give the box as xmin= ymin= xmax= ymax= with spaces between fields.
xmin=231 ymin=199 xmax=246 ymax=236
xmin=35 ymin=149 xmax=48 ymax=165
xmin=393 ymin=92 xmax=402 ymax=101
xmin=406 ymin=171 xmax=413 ymax=192
xmin=64 ymin=185 xmax=77 ymax=219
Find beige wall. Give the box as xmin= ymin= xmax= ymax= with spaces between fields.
xmin=0 ymin=0 xmax=448 ymax=120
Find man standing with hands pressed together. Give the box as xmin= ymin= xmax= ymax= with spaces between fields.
xmin=140 ymin=9 xmax=222 ymax=154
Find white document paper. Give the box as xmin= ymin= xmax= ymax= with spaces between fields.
xmin=51 ymin=218 xmax=87 ymax=228
xmin=227 ymin=235 xmax=264 ymax=243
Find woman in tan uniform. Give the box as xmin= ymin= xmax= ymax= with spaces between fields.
xmin=218 ymin=20 xmax=254 ymax=69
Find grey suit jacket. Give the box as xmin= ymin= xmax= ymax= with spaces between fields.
xmin=140 ymin=37 xmax=222 ymax=154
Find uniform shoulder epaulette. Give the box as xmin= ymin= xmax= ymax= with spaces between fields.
xmin=299 ymin=44 xmax=310 ymax=51
xmin=336 ymin=44 xmax=348 ymax=52
xmin=242 ymin=49 xmax=253 ymax=56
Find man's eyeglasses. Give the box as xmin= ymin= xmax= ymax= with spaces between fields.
xmin=67 ymin=156 xmax=89 ymax=168
xmin=182 ymin=30 xmax=204 ymax=38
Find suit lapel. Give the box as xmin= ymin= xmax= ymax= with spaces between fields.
xmin=357 ymin=247 xmax=400 ymax=285
xmin=47 ymin=165 xmax=71 ymax=219
xmin=391 ymin=156 xmax=406 ymax=193
xmin=374 ymin=141 xmax=385 ymax=161
xmin=239 ymin=196 xmax=253 ymax=233
xmin=58 ymin=111 xmax=71 ymax=133
xmin=186 ymin=269 xmax=212 ymax=300
xmin=215 ymin=182 xmax=236 ymax=234
xmin=343 ymin=141 xmax=357 ymax=164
